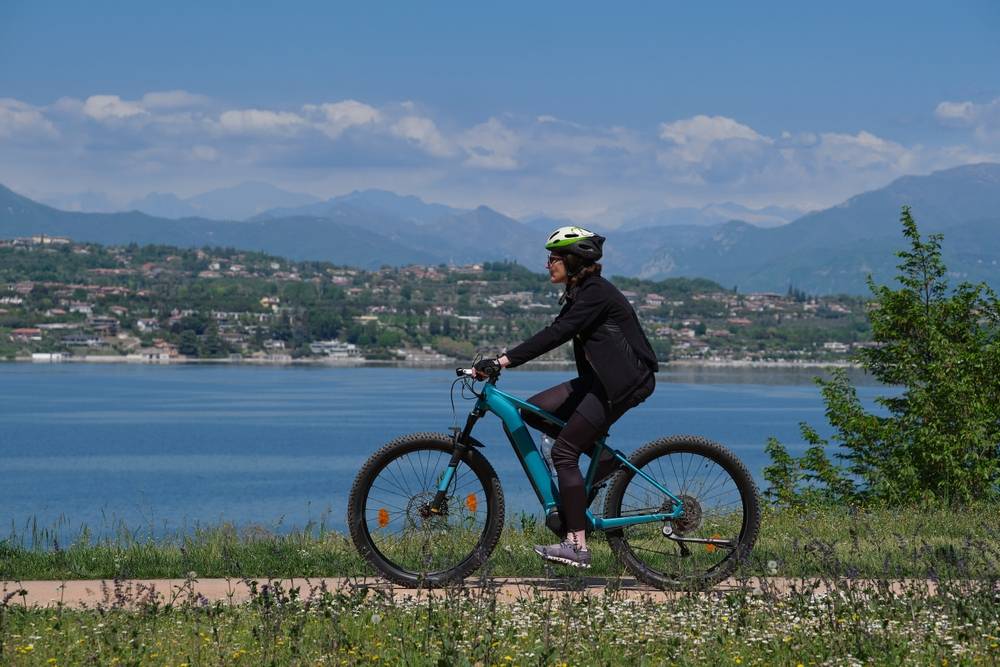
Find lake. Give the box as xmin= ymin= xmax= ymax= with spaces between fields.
xmin=0 ymin=363 xmax=889 ymax=540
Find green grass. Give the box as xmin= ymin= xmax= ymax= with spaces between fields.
xmin=2 ymin=503 xmax=999 ymax=581
xmin=2 ymin=505 xmax=999 ymax=665
xmin=2 ymin=576 xmax=999 ymax=665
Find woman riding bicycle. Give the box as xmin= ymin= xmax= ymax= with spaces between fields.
xmin=474 ymin=226 xmax=658 ymax=568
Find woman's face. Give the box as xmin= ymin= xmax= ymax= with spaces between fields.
xmin=546 ymin=253 xmax=567 ymax=283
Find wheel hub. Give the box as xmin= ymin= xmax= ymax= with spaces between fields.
xmin=669 ymin=494 xmax=703 ymax=535
xmin=407 ymin=492 xmax=448 ymax=528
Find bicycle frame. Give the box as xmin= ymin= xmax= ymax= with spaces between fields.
xmin=434 ymin=377 xmax=684 ymax=531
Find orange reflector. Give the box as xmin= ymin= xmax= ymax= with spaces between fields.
xmin=465 ymin=493 xmax=478 ymax=512
xmin=377 ymin=508 xmax=390 ymax=528
xmin=706 ymin=533 xmax=722 ymax=553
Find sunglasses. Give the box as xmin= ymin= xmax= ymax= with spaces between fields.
xmin=546 ymin=254 xmax=564 ymax=266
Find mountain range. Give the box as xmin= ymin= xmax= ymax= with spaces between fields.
xmin=4 ymin=163 xmax=999 ymax=295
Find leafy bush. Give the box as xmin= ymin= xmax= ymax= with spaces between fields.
xmin=764 ymin=207 xmax=1000 ymax=506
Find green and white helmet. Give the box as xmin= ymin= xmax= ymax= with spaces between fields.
xmin=545 ymin=226 xmax=605 ymax=262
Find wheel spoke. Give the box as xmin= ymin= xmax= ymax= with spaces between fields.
xmin=361 ymin=444 xmax=494 ymax=579
xmin=606 ymin=441 xmax=757 ymax=589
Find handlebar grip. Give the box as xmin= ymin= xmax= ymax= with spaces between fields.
xmin=456 ymin=368 xmax=475 ymax=377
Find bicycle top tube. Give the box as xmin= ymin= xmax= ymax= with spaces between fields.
xmin=475 ymin=377 xmax=610 ymax=447
xmin=482 ymin=382 xmax=564 ymax=427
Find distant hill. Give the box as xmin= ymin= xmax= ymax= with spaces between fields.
xmin=602 ymin=163 xmax=1000 ymax=293
xmin=252 ymin=188 xmax=463 ymax=224
xmin=130 ymin=181 xmax=320 ymax=220
xmin=0 ymin=185 xmax=436 ymax=268
xmin=2 ymin=163 xmax=999 ymax=294
xmin=617 ymin=202 xmax=803 ymax=230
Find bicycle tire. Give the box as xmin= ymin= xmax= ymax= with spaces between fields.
xmin=347 ymin=432 xmax=505 ymax=587
xmin=603 ymin=435 xmax=761 ymax=590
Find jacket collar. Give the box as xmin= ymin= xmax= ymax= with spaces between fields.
xmin=559 ymin=272 xmax=597 ymax=305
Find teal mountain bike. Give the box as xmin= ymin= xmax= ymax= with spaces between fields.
xmin=347 ymin=368 xmax=761 ymax=589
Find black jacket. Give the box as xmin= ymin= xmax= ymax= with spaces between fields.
xmin=505 ymin=274 xmax=659 ymax=406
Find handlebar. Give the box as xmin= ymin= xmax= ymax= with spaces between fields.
xmin=455 ymin=367 xmax=501 ymax=383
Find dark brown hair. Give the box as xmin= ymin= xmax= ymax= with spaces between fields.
xmin=566 ymin=262 xmax=602 ymax=291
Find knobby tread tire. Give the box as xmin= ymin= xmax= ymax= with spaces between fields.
xmin=603 ymin=434 xmax=761 ymax=591
xmin=347 ymin=432 xmax=505 ymax=588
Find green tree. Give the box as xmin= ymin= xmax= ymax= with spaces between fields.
xmin=178 ymin=330 xmax=199 ymax=356
xmin=764 ymin=208 xmax=1000 ymax=506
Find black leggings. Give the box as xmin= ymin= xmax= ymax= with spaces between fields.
xmin=521 ymin=374 xmax=654 ymax=532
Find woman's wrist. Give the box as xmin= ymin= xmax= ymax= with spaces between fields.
xmin=498 ymin=354 xmax=510 ymax=367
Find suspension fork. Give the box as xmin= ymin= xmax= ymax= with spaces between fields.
xmin=428 ymin=406 xmax=485 ymax=513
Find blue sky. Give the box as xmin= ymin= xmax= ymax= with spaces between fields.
xmin=1 ymin=1 xmax=998 ymax=220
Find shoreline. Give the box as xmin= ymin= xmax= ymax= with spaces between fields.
xmin=5 ymin=355 xmax=861 ymax=370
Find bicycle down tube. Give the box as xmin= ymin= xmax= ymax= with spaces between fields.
xmin=437 ymin=380 xmax=685 ymax=531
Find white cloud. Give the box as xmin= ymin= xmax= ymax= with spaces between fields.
xmin=2 ymin=90 xmax=999 ymax=217
xmin=934 ymin=100 xmax=977 ymax=124
xmin=302 ymin=100 xmax=381 ymax=139
xmin=459 ymin=117 xmax=519 ymax=169
xmin=141 ymin=90 xmax=210 ymax=110
xmin=812 ymin=130 xmax=911 ymax=169
xmin=0 ymin=98 xmax=58 ymax=139
xmin=390 ymin=115 xmax=454 ymax=157
xmin=218 ymin=109 xmax=306 ymax=134
xmin=191 ymin=145 xmax=219 ymax=161
xmin=934 ymin=97 xmax=1000 ymax=143
xmin=659 ymin=114 xmax=769 ymax=162
xmin=82 ymin=95 xmax=148 ymax=121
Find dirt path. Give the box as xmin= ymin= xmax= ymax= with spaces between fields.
xmin=1 ymin=576 xmax=959 ymax=608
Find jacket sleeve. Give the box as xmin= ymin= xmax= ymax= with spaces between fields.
xmin=504 ymin=285 xmax=608 ymax=368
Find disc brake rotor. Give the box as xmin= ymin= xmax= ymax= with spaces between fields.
xmin=669 ymin=494 xmax=703 ymax=535
xmin=406 ymin=492 xmax=449 ymax=529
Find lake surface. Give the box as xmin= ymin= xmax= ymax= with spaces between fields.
xmin=1 ymin=364 xmax=890 ymax=541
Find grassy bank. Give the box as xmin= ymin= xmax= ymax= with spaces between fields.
xmin=2 ymin=575 xmax=999 ymax=665
xmin=3 ymin=505 xmax=999 ymax=665
xmin=3 ymin=504 xmax=999 ymax=581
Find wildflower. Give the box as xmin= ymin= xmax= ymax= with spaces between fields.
xmin=767 ymin=560 xmax=778 ymax=575
xmin=371 ymin=613 xmax=381 ymax=624
xmin=48 ymin=659 xmax=58 ymax=665
xmin=15 ymin=644 xmax=34 ymax=655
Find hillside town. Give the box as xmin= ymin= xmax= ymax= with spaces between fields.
xmin=1 ymin=236 xmax=872 ymax=365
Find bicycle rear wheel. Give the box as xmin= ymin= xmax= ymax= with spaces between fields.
xmin=347 ymin=432 xmax=505 ymax=587
xmin=604 ymin=435 xmax=760 ymax=590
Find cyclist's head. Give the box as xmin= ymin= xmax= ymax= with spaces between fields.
xmin=545 ymin=226 xmax=605 ymax=279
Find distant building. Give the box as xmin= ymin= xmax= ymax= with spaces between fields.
xmin=62 ymin=334 xmax=103 ymax=347
xmin=394 ymin=345 xmax=451 ymax=363
xmin=310 ymin=340 xmax=362 ymax=358
xmin=10 ymin=327 xmax=42 ymax=342
xmin=22 ymin=235 xmax=71 ymax=245
xmin=127 ymin=348 xmax=173 ymax=363
xmin=88 ymin=316 xmax=119 ymax=334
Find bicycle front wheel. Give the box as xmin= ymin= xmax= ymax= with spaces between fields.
xmin=604 ymin=435 xmax=760 ymax=590
xmin=347 ymin=432 xmax=505 ymax=587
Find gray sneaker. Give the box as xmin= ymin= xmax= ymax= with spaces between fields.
xmin=533 ymin=540 xmax=592 ymax=568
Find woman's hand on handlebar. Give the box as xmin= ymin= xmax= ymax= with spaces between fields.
xmin=473 ymin=355 xmax=510 ymax=380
